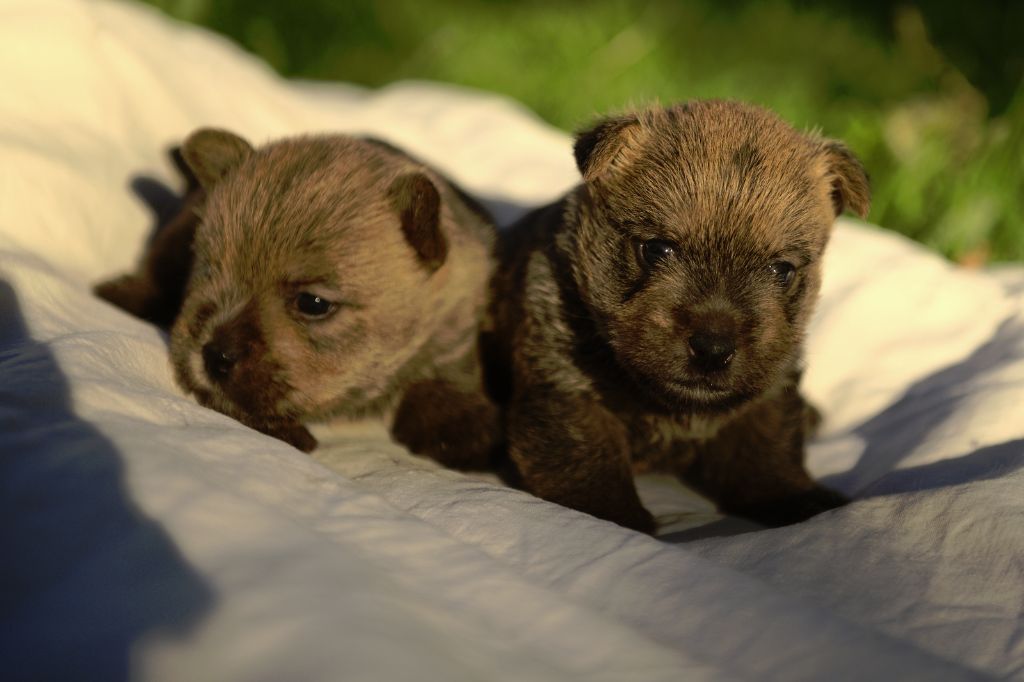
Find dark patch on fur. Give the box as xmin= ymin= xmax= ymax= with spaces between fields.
xmin=188 ymin=302 xmax=216 ymax=338
xmin=388 ymin=173 xmax=448 ymax=271
xmin=731 ymin=140 xmax=765 ymax=174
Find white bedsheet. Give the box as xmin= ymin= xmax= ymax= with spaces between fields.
xmin=1 ymin=1 xmax=1021 ymax=679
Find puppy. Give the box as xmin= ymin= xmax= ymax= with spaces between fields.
xmin=99 ymin=130 xmax=500 ymax=464
xmin=484 ymin=101 xmax=870 ymax=532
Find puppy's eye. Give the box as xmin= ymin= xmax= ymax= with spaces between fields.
xmin=769 ymin=261 xmax=796 ymax=287
xmin=640 ymin=239 xmax=676 ymax=268
xmin=295 ymin=292 xmax=336 ymax=318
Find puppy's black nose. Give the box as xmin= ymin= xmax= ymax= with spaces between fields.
xmin=202 ymin=342 xmax=236 ymax=381
xmin=688 ymin=333 xmax=736 ymax=371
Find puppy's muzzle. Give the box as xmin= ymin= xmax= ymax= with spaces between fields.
xmin=200 ymin=301 xmax=262 ymax=384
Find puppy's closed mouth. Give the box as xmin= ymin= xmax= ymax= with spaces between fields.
xmin=663 ymin=379 xmax=737 ymax=404
xmin=658 ymin=379 xmax=754 ymax=413
xmin=668 ymin=379 xmax=730 ymax=394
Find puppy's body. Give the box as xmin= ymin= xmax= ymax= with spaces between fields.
xmin=100 ymin=131 xmax=499 ymax=463
xmin=485 ymin=101 xmax=869 ymax=532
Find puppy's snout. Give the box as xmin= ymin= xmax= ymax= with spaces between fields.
xmin=688 ymin=332 xmax=736 ymax=371
xmin=688 ymin=315 xmax=737 ymax=368
xmin=202 ymin=342 xmax=240 ymax=381
xmin=684 ymin=307 xmax=739 ymax=372
xmin=200 ymin=303 xmax=262 ymax=383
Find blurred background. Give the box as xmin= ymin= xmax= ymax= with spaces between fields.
xmin=138 ymin=0 xmax=1022 ymax=263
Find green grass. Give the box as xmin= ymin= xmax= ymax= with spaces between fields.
xmin=139 ymin=0 xmax=1024 ymax=263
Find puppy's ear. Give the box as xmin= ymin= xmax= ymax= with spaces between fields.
xmin=388 ymin=172 xmax=448 ymax=271
xmin=573 ymin=113 xmax=645 ymax=182
xmin=169 ymin=145 xmax=202 ymax=192
xmin=822 ymin=141 xmax=871 ymax=218
xmin=181 ymin=128 xmax=254 ymax=190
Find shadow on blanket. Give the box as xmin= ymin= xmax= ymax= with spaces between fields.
xmin=824 ymin=317 xmax=1024 ymax=496
xmin=0 ymin=280 xmax=213 ymax=681
xmin=861 ymin=438 xmax=1024 ymax=497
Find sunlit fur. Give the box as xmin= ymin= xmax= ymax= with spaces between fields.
xmin=566 ymin=101 xmax=861 ymax=413
xmin=170 ymin=134 xmax=494 ymax=445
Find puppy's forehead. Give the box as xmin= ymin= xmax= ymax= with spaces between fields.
xmin=614 ymin=102 xmax=829 ymax=251
xmin=199 ymin=137 xmax=403 ymax=276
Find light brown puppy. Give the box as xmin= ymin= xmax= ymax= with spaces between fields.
xmin=484 ymin=101 xmax=870 ymax=532
xmin=100 ymin=130 xmax=500 ymax=463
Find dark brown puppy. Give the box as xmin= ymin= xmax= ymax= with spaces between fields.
xmin=484 ymin=101 xmax=870 ymax=533
xmin=98 ymin=130 xmax=500 ymax=465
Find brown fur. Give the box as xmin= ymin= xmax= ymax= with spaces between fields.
xmin=98 ymin=130 xmax=500 ymax=464
xmin=484 ymin=100 xmax=870 ymax=532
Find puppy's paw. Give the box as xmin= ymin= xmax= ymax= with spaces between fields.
xmin=732 ymin=485 xmax=848 ymax=527
xmin=617 ymin=505 xmax=657 ymax=535
xmin=262 ymin=422 xmax=318 ymax=452
xmin=391 ymin=380 xmax=501 ymax=470
xmin=565 ymin=490 xmax=656 ymax=534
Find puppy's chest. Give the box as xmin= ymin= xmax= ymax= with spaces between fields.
xmin=626 ymin=413 xmax=721 ymax=473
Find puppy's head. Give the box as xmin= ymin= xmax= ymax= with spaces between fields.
xmin=568 ymin=100 xmax=869 ymax=412
xmin=170 ymin=129 xmax=454 ymax=430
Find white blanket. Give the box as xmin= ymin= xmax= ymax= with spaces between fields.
xmin=1 ymin=1 xmax=1021 ymax=680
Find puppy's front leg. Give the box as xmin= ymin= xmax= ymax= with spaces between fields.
xmin=682 ymin=393 xmax=846 ymax=526
xmin=507 ymin=390 xmax=654 ymax=533
xmin=391 ymin=379 xmax=502 ymax=470
xmin=252 ymin=419 xmax=318 ymax=453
